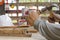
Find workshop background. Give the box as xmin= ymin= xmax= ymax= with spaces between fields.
xmin=0 ymin=0 xmax=60 ymax=40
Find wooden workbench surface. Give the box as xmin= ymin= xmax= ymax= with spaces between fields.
xmin=0 ymin=26 xmax=37 ymax=37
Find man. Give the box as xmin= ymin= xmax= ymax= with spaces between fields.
xmin=0 ymin=0 xmax=14 ymax=26
xmin=27 ymin=9 xmax=60 ymax=40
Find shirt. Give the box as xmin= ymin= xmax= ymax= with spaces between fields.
xmin=0 ymin=15 xmax=14 ymax=26
xmin=34 ymin=17 xmax=60 ymax=40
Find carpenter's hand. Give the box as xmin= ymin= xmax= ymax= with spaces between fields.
xmin=48 ymin=12 xmax=55 ymax=23
xmin=26 ymin=11 xmax=39 ymax=26
xmin=48 ymin=16 xmax=55 ymax=23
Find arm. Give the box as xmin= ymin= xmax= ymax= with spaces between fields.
xmin=27 ymin=10 xmax=60 ymax=40
xmin=34 ymin=16 xmax=60 ymax=40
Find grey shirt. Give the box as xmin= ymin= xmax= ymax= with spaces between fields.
xmin=34 ymin=17 xmax=60 ymax=40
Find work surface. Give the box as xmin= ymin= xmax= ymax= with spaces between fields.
xmin=0 ymin=32 xmax=47 ymax=40
xmin=0 ymin=26 xmax=47 ymax=40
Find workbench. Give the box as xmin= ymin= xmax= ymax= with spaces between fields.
xmin=0 ymin=32 xmax=47 ymax=40
xmin=0 ymin=26 xmax=37 ymax=37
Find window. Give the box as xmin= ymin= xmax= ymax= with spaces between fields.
xmin=26 ymin=6 xmax=37 ymax=10
xmin=38 ymin=6 xmax=46 ymax=10
xmin=5 ymin=0 xmax=17 ymax=10
xmin=5 ymin=4 xmax=9 ymax=10
xmin=38 ymin=0 xmax=59 ymax=2
xmin=5 ymin=4 xmax=17 ymax=10
xmin=18 ymin=6 xmax=25 ymax=10
xmin=9 ymin=6 xmax=17 ymax=10
xmin=5 ymin=13 xmax=12 ymax=16
xmin=38 ymin=0 xmax=49 ymax=2
xmin=5 ymin=0 xmax=16 ymax=3
xmin=19 ymin=0 xmax=36 ymax=3
xmin=18 ymin=13 xmax=22 ymax=16
xmin=50 ymin=0 xmax=59 ymax=2
xmin=12 ymin=13 xmax=17 ymax=16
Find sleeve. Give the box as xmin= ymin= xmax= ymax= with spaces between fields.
xmin=34 ymin=16 xmax=60 ymax=40
xmin=34 ymin=17 xmax=42 ymax=31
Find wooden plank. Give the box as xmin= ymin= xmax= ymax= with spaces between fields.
xmin=0 ymin=25 xmax=29 ymax=28
xmin=0 ymin=28 xmax=32 ymax=37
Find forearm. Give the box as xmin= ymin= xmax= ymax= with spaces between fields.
xmin=34 ymin=17 xmax=60 ymax=40
xmin=34 ymin=17 xmax=42 ymax=31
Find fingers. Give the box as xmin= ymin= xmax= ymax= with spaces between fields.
xmin=27 ymin=16 xmax=34 ymax=26
xmin=48 ymin=17 xmax=55 ymax=23
xmin=29 ymin=11 xmax=39 ymax=20
xmin=29 ymin=12 xmax=35 ymax=21
xmin=26 ymin=11 xmax=40 ymax=26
